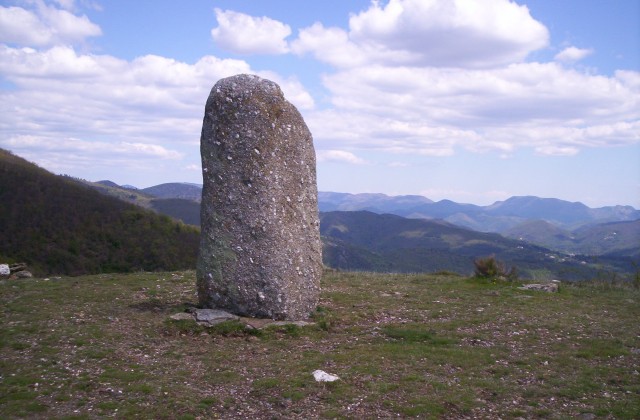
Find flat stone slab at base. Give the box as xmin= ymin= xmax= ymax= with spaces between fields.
xmin=195 ymin=309 xmax=240 ymax=325
xmin=169 ymin=310 xmax=315 ymax=329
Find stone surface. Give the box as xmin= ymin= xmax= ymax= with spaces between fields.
xmin=518 ymin=282 xmax=559 ymax=293
xmin=197 ymin=74 xmax=322 ymax=320
xmin=14 ymin=271 xmax=33 ymax=278
xmin=9 ymin=263 xmax=27 ymax=273
xmin=194 ymin=309 xmax=239 ymax=325
xmin=169 ymin=312 xmax=194 ymax=321
xmin=312 ymin=370 xmax=340 ymax=382
xmin=0 ymin=264 xmax=9 ymax=277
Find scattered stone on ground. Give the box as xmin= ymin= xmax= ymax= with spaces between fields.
xmin=14 ymin=271 xmax=33 ymax=278
xmin=312 ymin=370 xmax=340 ymax=382
xmin=1 ymin=262 xmax=34 ymax=280
xmin=518 ymin=280 xmax=560 ymax=293
xmin=197 ymin=74 xmax=322 ymax=321
xmin=9 ymin=262 xmax=27 ymax=273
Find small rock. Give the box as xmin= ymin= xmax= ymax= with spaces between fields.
xmin=313 ymin=370 xmax=340 ymax=382
xmin=518 ymin=283 xmax=559 ymax=293
xmin=0 ymin=264 xmax=9 ymax=277
xmin=9 ymin=263 xmax=27 ymax=273
xmin=14 ymin=271 xmax=33 ymax=278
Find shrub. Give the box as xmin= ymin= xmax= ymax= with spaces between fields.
xmin=473 ymin=255 xmax=518 ymax=281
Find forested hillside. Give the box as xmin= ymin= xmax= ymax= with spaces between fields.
xmin=0 ymin=149 xmax=200 ymax=276
xmin=320 ymin=211 xmax=635 ymax=280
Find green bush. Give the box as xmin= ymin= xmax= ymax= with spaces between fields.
xmin=473 ymin=255 xmax=518 ymax=281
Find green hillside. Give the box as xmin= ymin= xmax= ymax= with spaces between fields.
xmin=505 ymin=219 xmax=640 ymax=257
xmin=149 ymin=198 xmax=201 ymax=226
xmin=320 ymin=211 xmax=635 ymax=281
xmin=0 ymin=149 xmax=200 ymax=276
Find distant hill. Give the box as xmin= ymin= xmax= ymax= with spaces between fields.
xmin=320 ymin=211 xmax=634 ymax=280
xmin=504 ymin=219 xmax=640 ymax=258
xmin=318 ymin=192 xmax=433 ymax=212
xmin=0 ymin=149 xmax=200 ymax=276
xmin=87 ymin=180 xmax=155 ymax=208
xmin=149 ymin=198 xmax=201 ymax=227
xmin=571 ymin=220 xmax=640 ymax=257
xmin=142 ymin=183 xmax=203 ymax=202
xmin=80 ymin=180 xmax=201 ymax=227
xmin=503 ymin=220 xmax=575 ymax=250
xmin=318 ymin=192 xmax=640 ymax=232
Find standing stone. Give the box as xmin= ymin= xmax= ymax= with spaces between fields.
xmin=197 ymin=74 xmax=322 ymax=320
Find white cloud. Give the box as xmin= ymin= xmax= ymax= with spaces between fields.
xmin=534 ymin=145 xmax=580 ymax=156
xmin=211 ymin=9 xmax=291 ymax=55
xmin=305 ymin=60 xmax=640 ymax=157
xmin=3 ymin=135 xmax=183 ymax=174
xmin=1 ymin=0 xmax=638 ymax=188
xmin=554 ymin=46 xmax=593 ymax=62
xmin=293 ymin=0 xmax=548 ymax=68
xmin=0 ymin=2 xmax=101 ymax=47
xmin=289 ymin=1 xmax=638 ymax=160
xmin=316 ymin=150 xmax=367 ymax=164
xmin=0 ymin=32 xmax=314 ymax=177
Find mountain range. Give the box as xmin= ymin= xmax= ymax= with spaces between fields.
xmin=2 ymin=147 xmax=637 ymax=279
xmin=86 ymin=180 xmax=638 ymax=279
xmin=92 ymin=182 xmax=638 ymax=258
xmin=318 ymin=192 xmax=640 ymax=232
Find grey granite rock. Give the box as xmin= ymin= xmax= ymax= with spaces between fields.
xmin=194 ymin=309 xmax=239 ymax=325
xmin=197 ymin=74 xmax=322 ymax=320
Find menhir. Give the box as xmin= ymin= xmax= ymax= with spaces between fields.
xmin=197 ymin=74 xmax=322 ymax=320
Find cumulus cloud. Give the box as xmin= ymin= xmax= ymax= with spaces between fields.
xmin=0 ymin=44 xmax=313 ymax=157
xmin=287 ymin=0 xmax=639 ymax=158
xmin=3 ymin=134 xmax=183 ymax=175
xmin=211 ymin=9 xmax=291 ymax=55
xmin=0 ymin=1 xmax=101 ymax=47
xmin=554 ymin=46 xmax=593 ymax=62
xmin=0 ymin=3 xmax=313 ymax=176
xmin=304 ymin=62 xmax=640 ymax=157
xmin=1 ymin=0 xmax=638 ymax=185
xmin=316 ymin=150 xmax=367 ymax=164
xmin=288 ymin=1 xmax=638 ymax=158
xmin=292 ymin=0 xmax=548 ymax=68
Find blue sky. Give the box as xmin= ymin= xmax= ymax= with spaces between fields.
xmin=1 ymin=0 xmax=638 ymax=208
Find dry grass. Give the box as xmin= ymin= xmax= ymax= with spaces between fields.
xmin=1 ymin=270 xmax=639 ymax=418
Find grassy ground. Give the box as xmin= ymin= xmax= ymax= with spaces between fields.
xmin=1 ymin=270 xmax=639 ymax=419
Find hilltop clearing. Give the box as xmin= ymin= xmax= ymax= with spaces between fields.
xmin=1 ymin=270 xmax=638 ymax=418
